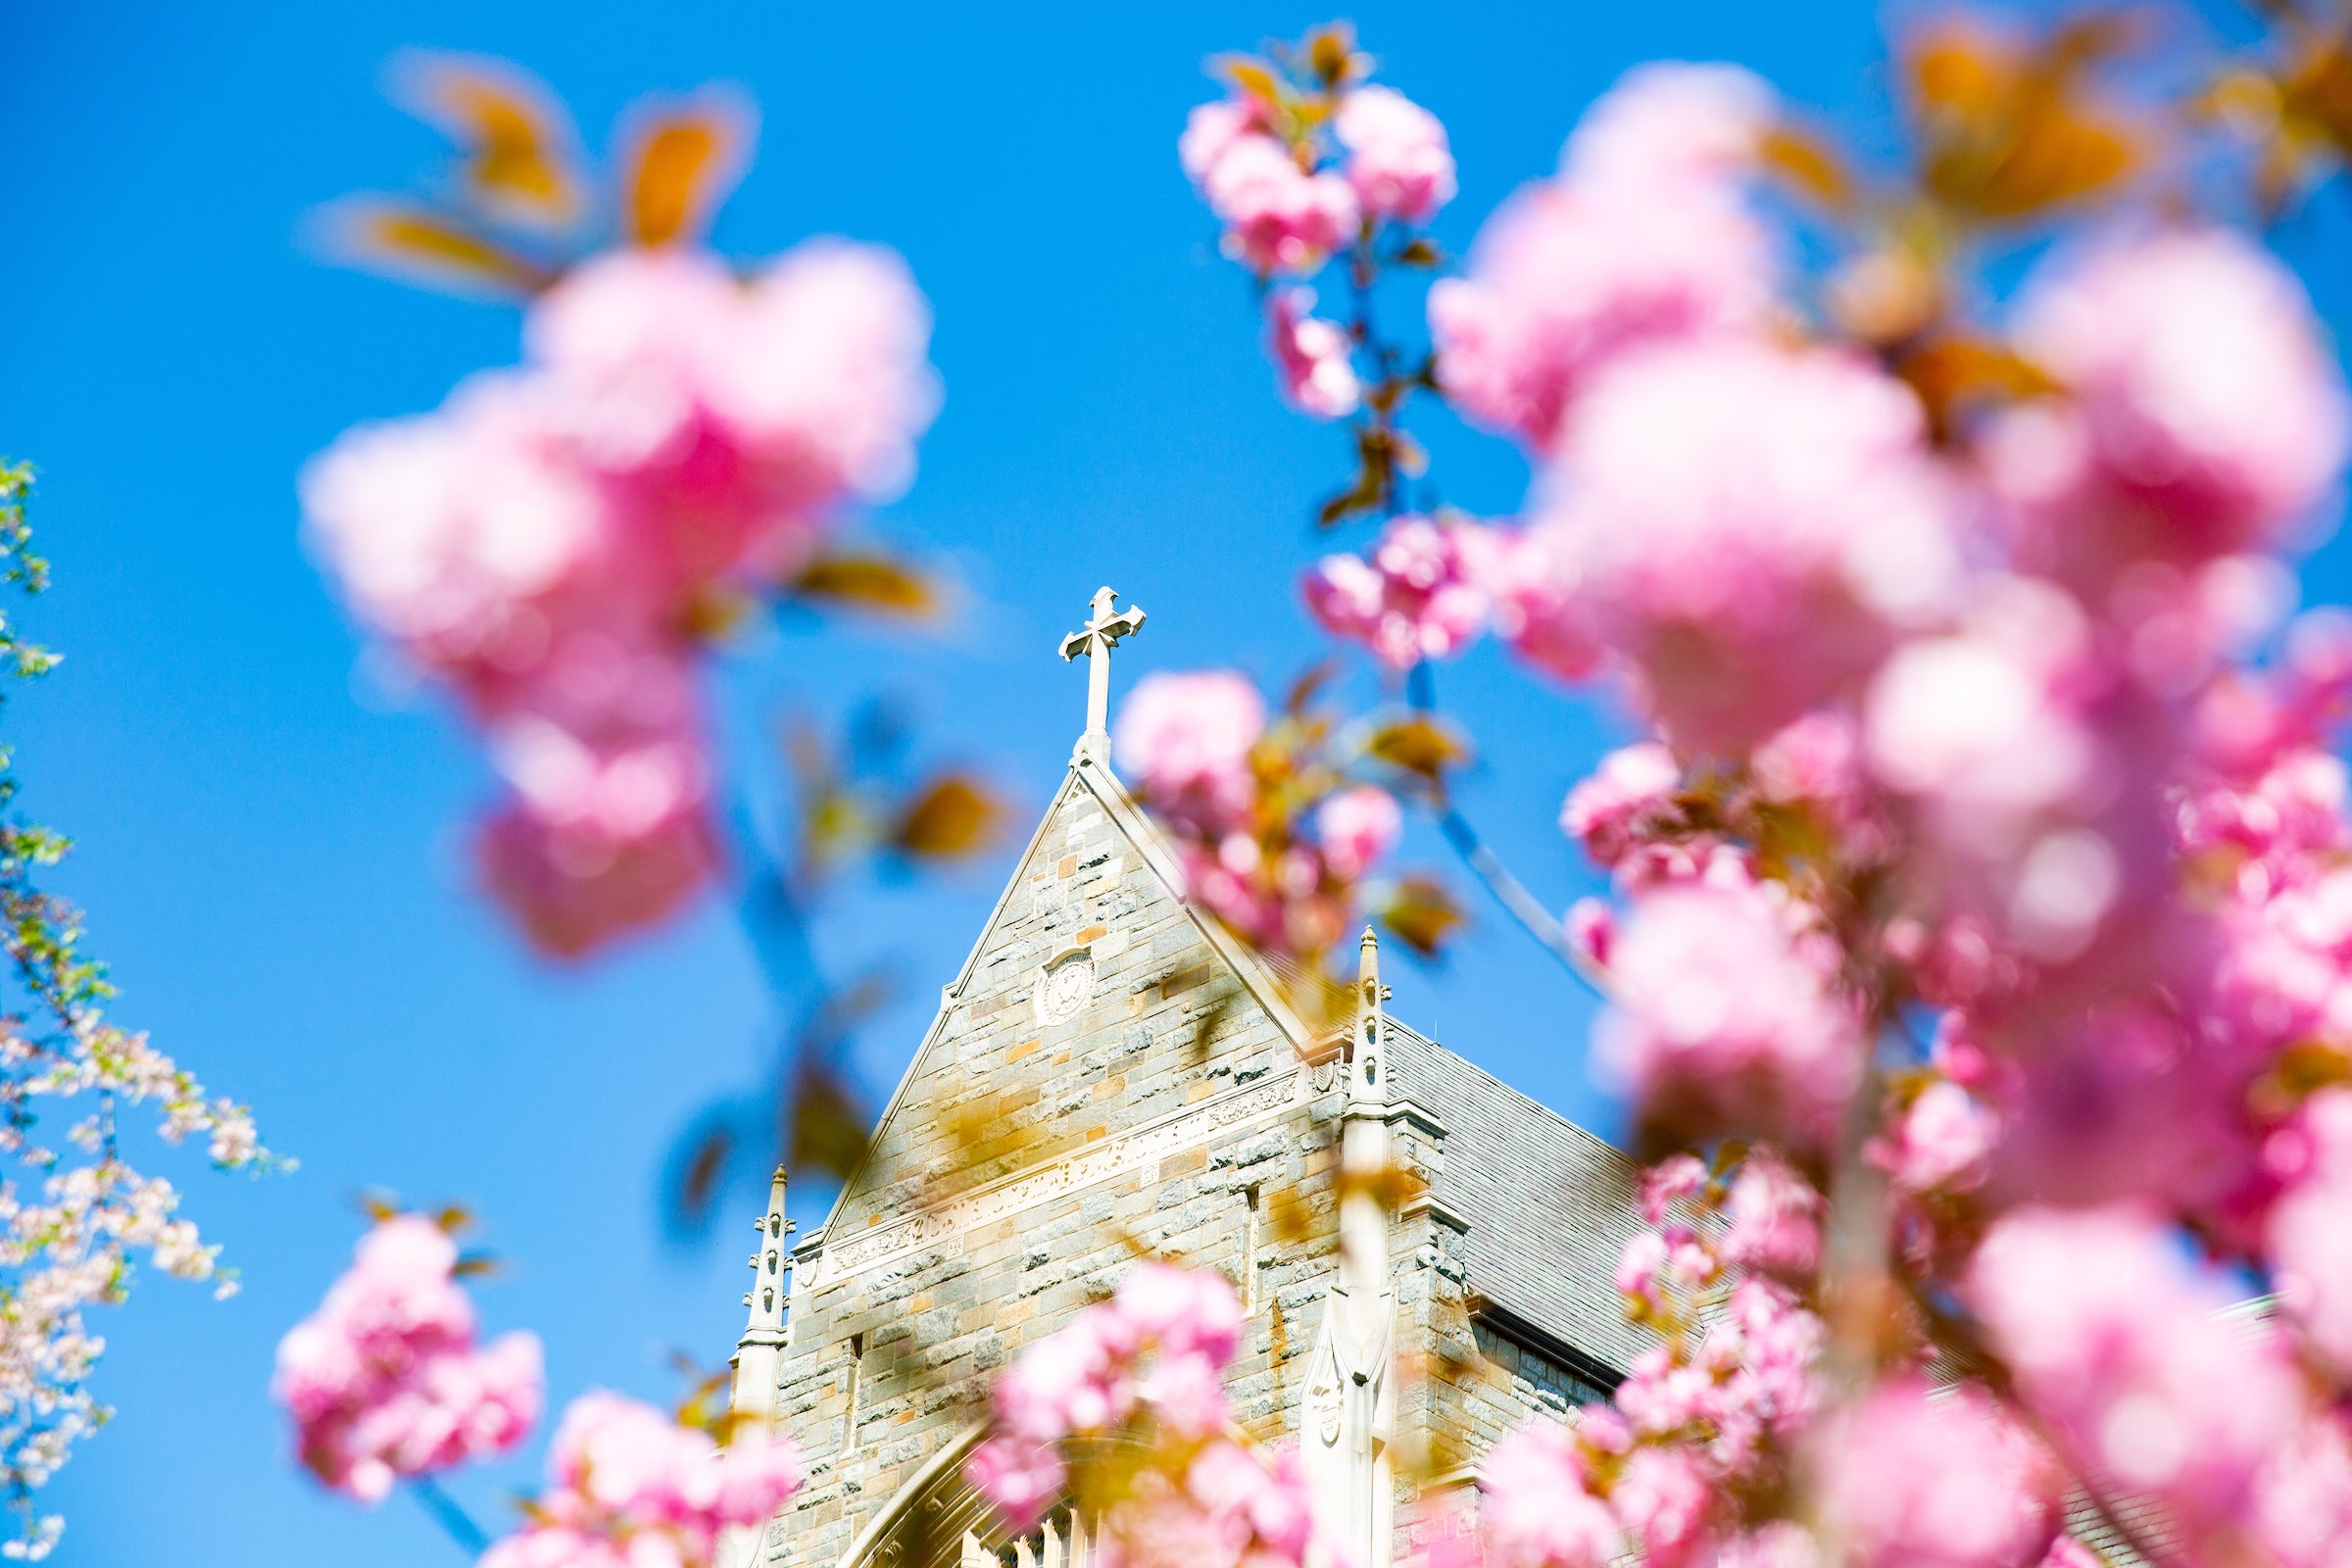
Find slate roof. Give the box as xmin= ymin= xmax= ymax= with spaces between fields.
xmin=1383 ymin=1020 xmax=1653 ymax=1376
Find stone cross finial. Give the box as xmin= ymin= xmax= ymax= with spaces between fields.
xmin=1058 ymin=585 xmax=1146 ymax=766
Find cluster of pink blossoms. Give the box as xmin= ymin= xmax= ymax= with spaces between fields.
xmin=966 ymin=1264 xmax=1313 ymax=1568
xmin=272 ymin=1215 xmax=542 ymax=1502
xmin=304 ymin=242 xmax=938 ymax=955
xmin=1182 ymin=68 xmax=1453 ymax=423
xmin=1168 ymin=37 xmax=2352 ymax=1568
xmin=478 ymin=1392 xmax=803 ymax=1568
xmin=1108 ymin=670 xmax=1401 ymax=955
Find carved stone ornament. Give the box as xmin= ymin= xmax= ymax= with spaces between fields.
xmin=1035 ymin=949 xmax=1095 ymax=1025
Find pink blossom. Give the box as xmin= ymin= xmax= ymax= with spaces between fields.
xmin=1560 ymin=743 xmax=1680 ymax=868
xmin=1968 ymin=1205 xmax=2305 ymax=1541
xmin=1720 ymin=1154 xmax=1822 ymax=1282
xmin=1200 ymin=136 xmax=1360 ymax=275
xmin=273 ymin=1216 xmax=544 ymax=1501
xmin=1544 ymin=339 xmax=1958 ymax=757
xmin=1315 ymin=787 xmax=1402 ymax=880
xmin=1865 ymin=579 xmax=2134 ymax=964
xmin=1594 ymin=880 xmax=1861 ymax=1146
xmin=1334 ymin=85 xmax=1456 ymax=222
xmin=1302 ymin=515 xmax=1491 ymax=669
xmin=1637 ymin=1154 xmax=1708 ymax=1225
xmin=481 ymin=1392 xmax=802 ymax=1568
xmin=1181 ymin=99 xmax=1261 ymax=185
xmin=970 ymin=1266 xmax=1250 ymax=1531
xmin=1561 ymin=63 xmax=1775 ymax=193
xmin=303 ymin=375 xmax=612 ymax=675
xmin=1871 ymin=1079 xmax=1998 ymax=1194
xmin=964 ymin=1437 xmax=1065 ymax=1534
xmin=305 ymin=238 xmax=939 ymax=956
xmin=1264 ymin=290 xmax=1360 ymax=419
xmin=1114 ymin=1262 xmax=1243 ymax=1366
xmin=1473 ymin=524 xmax=1604 ymax=683
xmin=1988 ymin=228 xmax=2350 ymax=584
xmin=1428 ymin=184 xmax=1771 ymax=450
xmin=1112 ymin=671 xmax=1265 ymax=836
xmin=1611 ymin=1446 xmax=1712 ymax=1568
xmin=2267 ymin=1087 xmax=2352 ymax=1369
xmin=2251 ymin=1411 xmax=2352 ymax=1568
xmin=1748 ymin=710 xmax=1863 ymax=814
xmin=1479 ymin=1422 xmax=1622 ymax=1568
xmin=1815 ymin=1378 xmax=2062 ymax=1568
xmin=1099 ymin=1440 xmax=1315 ymax=1568
xmin=1711 ymin=1525 xmax=1824 ymax=1568
xmin=1428 ymin=65 xmax=1775 ymax=449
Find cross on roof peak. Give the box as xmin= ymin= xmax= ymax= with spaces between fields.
xmin=1058 ymin=585 xmax=1146 ymax=767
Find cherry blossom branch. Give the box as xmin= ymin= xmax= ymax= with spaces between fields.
xmin=406 ymin=1474 xmax=492 ymax=1557
xmin=1405 ymin=661 xmax=1607 ymax=996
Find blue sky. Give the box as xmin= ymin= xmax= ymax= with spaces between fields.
xmin=2 ymin=2 xmax=2343 ymax=1564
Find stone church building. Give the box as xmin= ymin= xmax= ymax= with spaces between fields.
xmin=713 ymin=590 xmax=1651 ymax=1568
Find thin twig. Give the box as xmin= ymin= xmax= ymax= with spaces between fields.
xmin=407 ymin=1473 xmax=492 ymax=1557
xmin=1403 ymin=660 xmax=1609 ymax=999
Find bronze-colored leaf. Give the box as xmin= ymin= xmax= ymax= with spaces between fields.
xmin=431 ymin=1202 xmax=475 ymax=1235
xmin=390 ymin=52 xmax=583 ymax=224
xmin=450 ymin=1252 xmax=500 ymax=1279
xmin=889 ymin=773 xmax=1006 ymax=860
xmin=1905 ymin=13 xmax=2145 ymax=226
xmin=1364 ymin=714 xmax=1472 ymax=779
xmin=788 ymin=1061 xmax=872 ymax=1182
xmin=1758 ymin=122 xmax=1854 ymax=210
xmin=790 ymin=552 xmax=940 ymax=617
xmin=1211 ymin=54 xmax=1286 ymax=109
xmin=318 ymin=199 xmax=554 ymax=298
xmin=1303 ymin=23 xmax=1364 ymax=88
xmin=669 ymin=1358 xmax=733 ymax=1435
xmin=1894 ymin=333 xmax=2058 ymax=441
xmin=1393 ymin=237 xmax=1444 ymax=268
xmin=1377 ymin=875 xmax=1464 ymax=958
xmin=618 ymin=90 xmax=755 ymax=247
xmin=675 ymin=1121 xmax=734 ymax=1229
xmin=1283 ymin=660 xmax=1340 ymax=718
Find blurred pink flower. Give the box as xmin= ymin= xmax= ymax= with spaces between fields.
xmin=304 ymin=237 xmax=938 ymax=956
xmin=1815 ymin=1378 xmax=2062 ymax=1568
xmin=1099 ymin=1440 xmax=1315 ymax=1568
xmin=1560 ymin=742 xmax=1680 ymax=868
xmin=1720 ymin=1153 xmax=1822 ymax=1281
xmin=1561 ymin=62 xmax=1775 ymax=192
xmin=1480 ymin=1421 xmax=1622 ymax=1568
xmin=481 ymin=1392 xmax=802 ymax=1568
xmin=1473 ymin=523 xmax=1605 ymax=683
xmin=1428 ymin=65 xmax=1776 ymax=449
xmin=1315 ymin=786 xmax=1402 ymax=880
xmin=1112 ymin=670 xmax=1265 ymax=837
xmin=1870 ymin=1079 xmax=1998 ymax=1194
xmin=1545 ymin=339 xmax=1958 ymax=757
xmin=273 ymin=1216 xmax=543 ymax=1502
xmin=969 ymin=1265 xmax=1252 ymax=1533
xmin=1594 ymin=878 xmax=1860 ymax=1146
xmin=1334 ymin=85 xmax=1456 ymax=222
xmin=1264 ymin=290 xmax=1360 ymax=419
xmin=1199 ymin=136 xmax=1360 ymax=275
xmin=2267 ymin=1088 xmax=2352 ymax=1369
xmin=1969 ymin=1204 xmax=2305 ymax=1543
xmin=1989 ymin=228 xmax=2350 ymax=586
xmin=1303 ymin=515 xmax=1492 ymax=669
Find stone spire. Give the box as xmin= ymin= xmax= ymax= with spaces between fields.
xmin=728 ymin=1165 xmax=794 ymax=1430
xmin=1302 ymin=929 xmax=1398 ymax=1568
xmin=1057 ymin=585 xmax=1146 ymax=767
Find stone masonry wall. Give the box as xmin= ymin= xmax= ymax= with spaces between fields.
xmin=754 ymin=769 xmax=1610 ymax=1568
